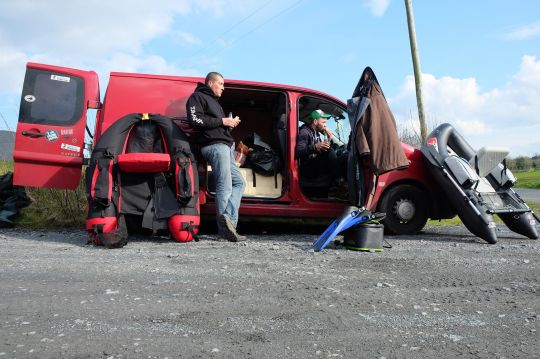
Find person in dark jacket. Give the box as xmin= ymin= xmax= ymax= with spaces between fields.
xmin=295 ymin=109 xmax=346 ymax=192
xmin=186 ymin=72 xmax=246 ymax=242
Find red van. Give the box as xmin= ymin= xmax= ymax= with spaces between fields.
xmin=12 ymin=62 xmax=452 ymax=235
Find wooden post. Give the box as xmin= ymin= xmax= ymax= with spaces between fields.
xmin=404 ymin=0 xmax=427 ymax=143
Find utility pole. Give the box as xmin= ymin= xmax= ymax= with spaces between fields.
xmin=404 ymin=0 xmax=427 ymax=143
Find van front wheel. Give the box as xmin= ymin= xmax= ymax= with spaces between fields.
xmin=377 ymin=184 xmax=428 ymax=235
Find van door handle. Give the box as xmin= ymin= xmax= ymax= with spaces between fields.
xmin=21 ymin=131 xmax=45 ymax=137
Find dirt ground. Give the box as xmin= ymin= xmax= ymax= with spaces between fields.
xmin=0 ymin=223 xmax=539 ymax=359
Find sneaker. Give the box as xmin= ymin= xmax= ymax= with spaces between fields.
xmin=218 ymin=214 xmax=246 ymax=242
xmin=218 ymin=230 xmax=247 ymax=242
xmin=216 ymin=229 xmax=247 ymax=242
xmin=236 ymin=233 xmax=247 ymax=241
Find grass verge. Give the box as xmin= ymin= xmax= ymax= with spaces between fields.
xmin=1 ymin=162 xmax=86 ymax=228
xmin=514 ymin=169 xmax=540 ymax=189
xmin=427 ymin=200 xmax=539 ymax=227
xmin=0 ymin=160 xmax=13 ymax=174
xmin=17 ymin=184 xmax=87 ymax=229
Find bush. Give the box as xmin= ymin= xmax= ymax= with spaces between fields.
xmin=1 ymin=160 xmax=86 ymax=228
xmin=18 ymin=183 xmax=87 ymax=228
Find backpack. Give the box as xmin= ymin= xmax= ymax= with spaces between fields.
xmin=244 ymin=133 xmax=283 ymax=176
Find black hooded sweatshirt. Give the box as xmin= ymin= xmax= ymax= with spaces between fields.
xmin=185 ymin=83 xmax=233 ymax=147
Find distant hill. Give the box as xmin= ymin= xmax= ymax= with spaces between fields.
xmin=0 ymin=131 xmax=15 ymax=160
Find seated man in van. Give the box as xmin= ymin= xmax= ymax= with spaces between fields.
xmin=295 ymin=109 xmax=346 ymax=196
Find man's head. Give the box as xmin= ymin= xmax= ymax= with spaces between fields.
xmin=308 ymin=109 xmax=331 ymax=132
xmin=205 ymin=72 xmax=224 ymax=97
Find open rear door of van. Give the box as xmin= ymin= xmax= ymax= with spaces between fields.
xmin=13 ymin=63 xmax=100 ymax=189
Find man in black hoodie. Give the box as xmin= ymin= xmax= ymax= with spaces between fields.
xmin=186 ymin=72 xmax=246 ymax=242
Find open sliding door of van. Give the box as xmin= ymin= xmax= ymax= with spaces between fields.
xmin=13 ymin=63 xmax=100 ymax=189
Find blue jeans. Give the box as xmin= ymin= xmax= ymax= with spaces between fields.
xmin=201 ymin=143 xmax=245 ymax=229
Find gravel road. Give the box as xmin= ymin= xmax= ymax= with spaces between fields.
xmin=1 ymin=223 xmax=539 ymax=359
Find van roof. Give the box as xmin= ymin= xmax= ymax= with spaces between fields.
xmin=109 ymin=71 xmax=344 ymax=104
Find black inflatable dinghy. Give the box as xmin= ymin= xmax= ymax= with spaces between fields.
xmin=421 ymin=123 xmax=538 ymax=244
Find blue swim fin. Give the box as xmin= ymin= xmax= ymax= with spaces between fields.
xmin=313 ymin=206 xmax=377 ymax=251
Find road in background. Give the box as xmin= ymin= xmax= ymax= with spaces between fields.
xmin=515 ymin=188 xmax=540 ymax=204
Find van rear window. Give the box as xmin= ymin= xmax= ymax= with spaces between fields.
xmin=19 ymin=68 xmax=84 ymax=126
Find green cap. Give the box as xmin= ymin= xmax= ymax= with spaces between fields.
xmin=310 ymin=109 xmax=331 ymax=121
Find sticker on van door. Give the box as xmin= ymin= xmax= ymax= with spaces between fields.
xmin=45 ymin=130 xmax=59 ymax=142
xmin=50 ymin=74 xmax=71 ymax=82
xmin=24 ymin=95 xmax=36 ymax=102
xmin=61 ymin=143 xmax=81 ymax=153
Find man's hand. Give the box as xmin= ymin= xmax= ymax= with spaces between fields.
xmin=313 ymin=141 xmax=330 ymax=152
xmin=223 ymin=116 xmax=241 ymax=128
xmin=323 ymin=128 xmax=334 ymax=140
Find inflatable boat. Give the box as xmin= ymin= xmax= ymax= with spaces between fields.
xmin=85 ymin=113 xmax=200 ymax=247
xmin=421 ymin=123 xmax=538 ymax=244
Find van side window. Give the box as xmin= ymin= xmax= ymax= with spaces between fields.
xmin=19 ymin=69 xmax=84 ymax=126
xmin=297 ymin=96 xmax=351 ymax=144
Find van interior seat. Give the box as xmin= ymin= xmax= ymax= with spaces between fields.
xmin=206 ymin=166 xmax=282 ymax=198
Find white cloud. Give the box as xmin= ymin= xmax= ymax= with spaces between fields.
xmin=390 ymin=55 xmax=540 ymax=156
xmin=0 ymin=46 xmax=68 ymax=95
xmin=455 ymin=119 xmax=488 ymax=135
xmin=0 ymin=0 xmax=279 ymax=88
xmin=504 ymin=21 xmax=540 ymax=40
xmin=0 ymin=1 xmax=194 ymax=57
xmin=0 ymin=0 xmax=283 ymax=97
xmin=0 ymin=0 xmax=273 ymax=129
xmin=0 ymin=0 xmax=258 ymax=73
xmin=0 ymin=0 xmax=198 ymax=96
xmin=363 ymin=0 xmax=390 ymax=17
xmin=103 ymin=52 xmax=198 ymax=77
xmin=0 ymin=47 xmax=28 ymax=95
xmin=0 ymin=0 xmax=225 ymax=130
xmin=391 ymin=74 xmax=487 ymax=132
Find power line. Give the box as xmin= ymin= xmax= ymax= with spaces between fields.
xmin=189 ymin=0 xmax=305 ymax=61
xmin=0 ymin=111 xmax=12 ymax=132
xmin=220 ymin=0 xmax=305 ymax=53
xmin=187 ymin=0 xmax=274 ymax=59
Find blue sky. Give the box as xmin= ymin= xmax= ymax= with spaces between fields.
xmin=1 ymin=0 xmax=539 ymax=155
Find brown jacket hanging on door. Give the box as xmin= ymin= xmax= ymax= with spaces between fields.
xmin=354 ymin=77 xmax=409 ymax=175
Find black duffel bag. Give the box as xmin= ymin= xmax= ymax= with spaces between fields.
xmin=244 ymin=133 xmax=283 ymax=176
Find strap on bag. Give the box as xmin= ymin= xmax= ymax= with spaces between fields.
xmin=182 ymin=222 xmax=200 ymax=242
xmin=174 ymin=151 xmax=193 ymax=204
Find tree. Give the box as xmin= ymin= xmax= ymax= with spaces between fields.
xmin=514 ymin=156 xmax=531 ymax=171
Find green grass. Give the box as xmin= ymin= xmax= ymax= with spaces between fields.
xmin=427 ymin=216 xmax=463 ymax=227
xmin=0 ymin=160 xmax=13 ymax=174
xmin=513 ymin=169 xmax=540 ymax=189
xmin=427 ymin=200 xmax=540 ymax=227
xmin=17 ymin=184 xmax=87 ymax=229
xmin=2 ymin=160 xmax=86 ymax=228
xmin=426 ymin=169 xmax=540 ymax=226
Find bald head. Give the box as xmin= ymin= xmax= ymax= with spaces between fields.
xmin=205 ymin=72 xmax=223 ymax=85
xmin=205 ymin=72 xmax=224 ymax=97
